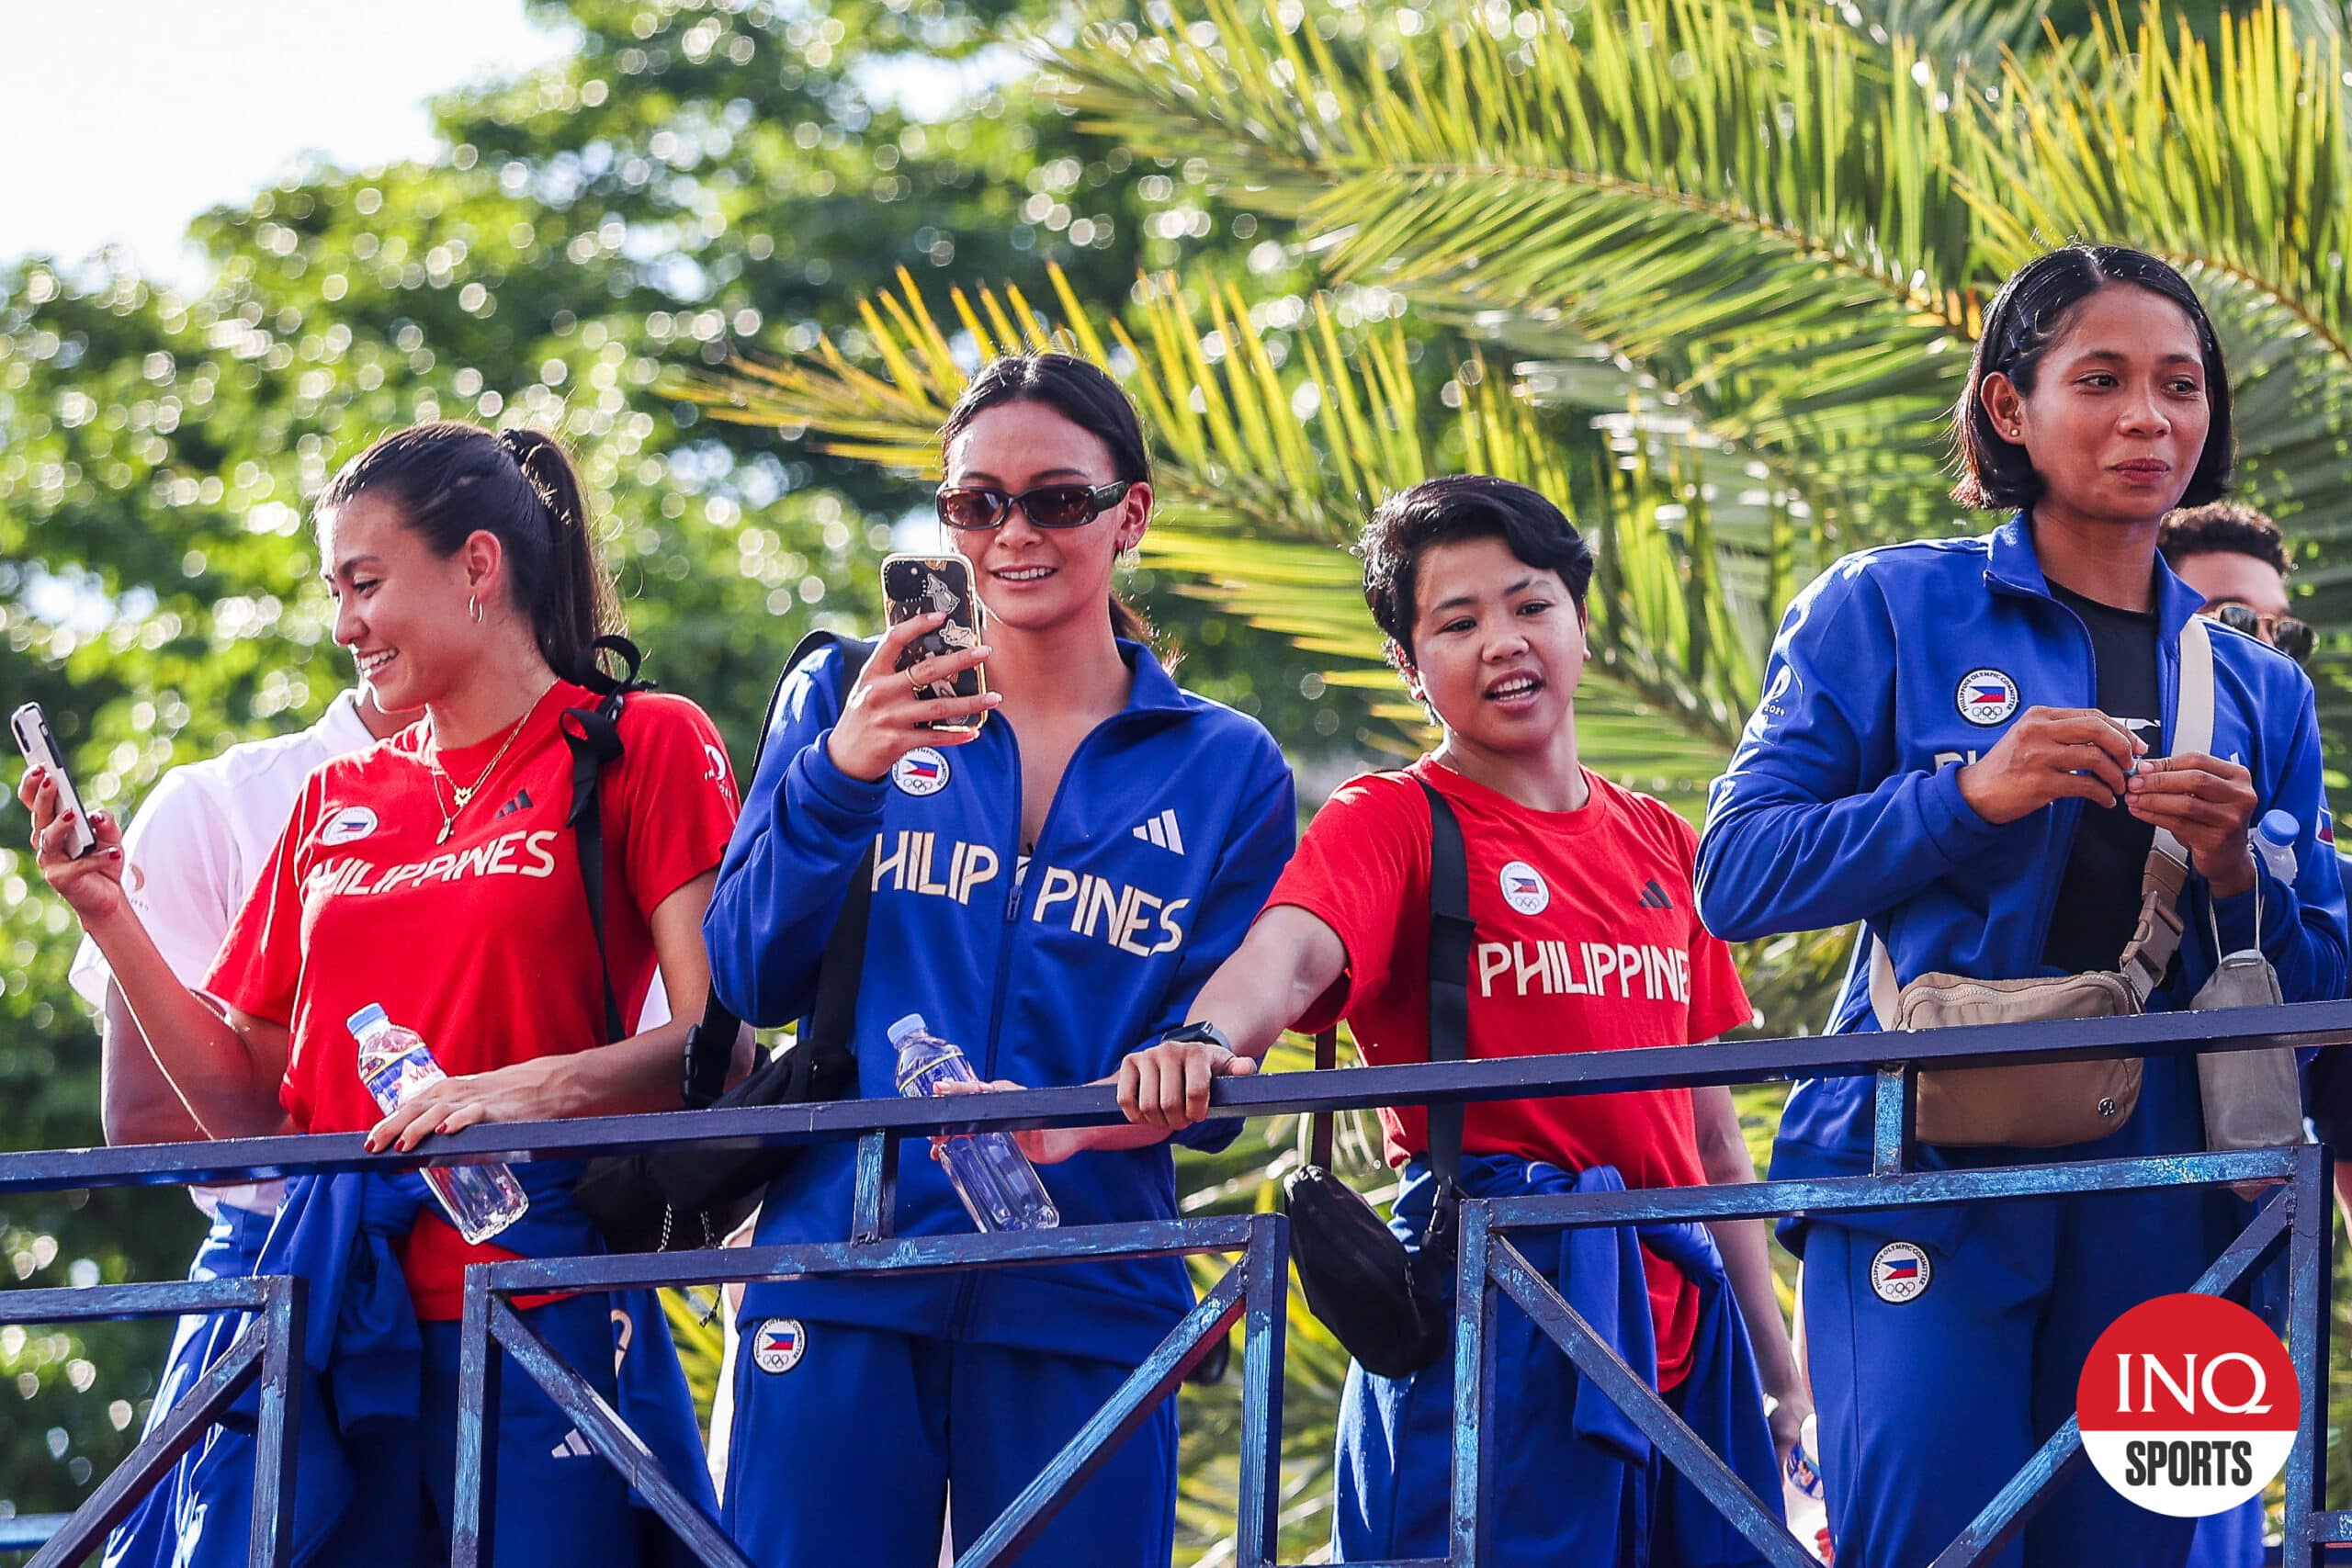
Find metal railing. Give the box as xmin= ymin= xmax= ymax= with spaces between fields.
xmin=6 ymin=998 xmax=2352 ymax=1566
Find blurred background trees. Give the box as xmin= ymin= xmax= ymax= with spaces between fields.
xmin=8 ymin=0 xmax=2352 ymax=1556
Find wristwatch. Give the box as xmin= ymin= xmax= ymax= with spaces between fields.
xmin=1161 ymin=1021 xmax=1237 ymax=1056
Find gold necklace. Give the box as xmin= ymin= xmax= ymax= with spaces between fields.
xmin=427 ymin=682 xmax=556 ymax=844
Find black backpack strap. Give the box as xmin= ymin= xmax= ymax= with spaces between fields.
xmin=678 ymin=629 xmax=875 ymax=1108
xmin=560 ymin=636 xmax=653 ymax=1046
xmin=1417 ymin=776 xmax=1474 ymax=1194
xmin=1309 ymin=1028 xmax=1338 ymax=1169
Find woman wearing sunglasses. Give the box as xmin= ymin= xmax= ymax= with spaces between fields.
xmin=704 ymin=352 xmax=1296 ymax=1567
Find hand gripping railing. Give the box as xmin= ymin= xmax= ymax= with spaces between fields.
xmin=6 ymin=998 xmax=2352 ymax=1567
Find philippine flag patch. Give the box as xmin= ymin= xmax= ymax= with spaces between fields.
xmin=1870 ymin=1242 xmax=1932 ymax=1303
xmin=891 ymin=747 xmax=951 ymax=797
xmin=752 ymin=1317 xmax=807 ymax=1374
xmin=1498 ymin=861 xmax=1551 ymax=916
xmin=1955 ymin=669 xmax=2020 ymax=727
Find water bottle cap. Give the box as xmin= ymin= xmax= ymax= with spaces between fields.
xmin=886 ymin=1013 xmax=929 ymax=1047
xmin=345 ymin=1003 xmax=390 ymax=1038
xmin=2259 ymin=808 xmax=2300 ymax=845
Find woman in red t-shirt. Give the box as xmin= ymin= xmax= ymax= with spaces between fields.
xmin=1097 ymin=477 xmax=1795 ymax=1566
xmin=24 ymin=421 xmax=741 ymax=1565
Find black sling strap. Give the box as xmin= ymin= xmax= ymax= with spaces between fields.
xmin=1418 ymin=776 xmax=1473 ymax=1197
xmin=562 ymin=628 xmax=874 ymax=1106
xmin=1308 ymin=775 xmax=1472 ymax=1191
xmin=560 ymin=635 xmax=653 ymax=1047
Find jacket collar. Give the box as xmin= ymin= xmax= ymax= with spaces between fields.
xmin=1983 ymin=512 xmax=2206 ymax=639
xmin=1117 ymin=638 xmax=1195 ymax=716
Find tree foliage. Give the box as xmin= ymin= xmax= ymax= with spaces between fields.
xmin=17 ymin=0 xmax=2352 ymax=1551
xmin=0 ymin=0 xmax=1321 ymax=1523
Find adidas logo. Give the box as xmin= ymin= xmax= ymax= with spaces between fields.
xmin=551 ymin=1428 xmax=594 ymax=1459
xmin=1637 ymin=879 xmax=1675 ymax=911
xmin=1131 ymin=807 xmax=1185 ymax=855
xmin=492 ymin=788 xmax=534 ymax=820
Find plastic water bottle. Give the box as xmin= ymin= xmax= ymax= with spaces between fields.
xmin=2255 ymin=808 xmax=2300 ymax=883
xmin=890 ymin=1013 xmax=1060 ymax=1233
xmin=1781 ymin=1413 xmax=1834 ymax=1563
xmin=348 ymin=1003 xmax=529 ymax=1245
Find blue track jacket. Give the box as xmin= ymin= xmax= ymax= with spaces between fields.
xmin=706 ymin=638 xmax=1295 ymax=1365
xmin=1696 ymin=516 xmax=2347 ymax=1182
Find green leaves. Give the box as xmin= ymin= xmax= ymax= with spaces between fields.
xmin=677 ymin=259 xmax=1772 ymax=793
xmin=1044 ymin=0 xmax=2352 ymax=766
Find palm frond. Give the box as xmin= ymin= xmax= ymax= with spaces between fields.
xmin=672 ymin=264 xmax=1788 ymax=787
xmin=1044 ymin=0 xmax=1990 ymax=542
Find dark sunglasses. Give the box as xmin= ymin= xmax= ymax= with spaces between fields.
xmin=2210 ymin=603 xmax=2315 ymax=664
xmin=934 ymin=479 xmax=1134 ymax=532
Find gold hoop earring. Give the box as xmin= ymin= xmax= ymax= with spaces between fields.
xmin=469 ymin=595 xmax=484 ymax=625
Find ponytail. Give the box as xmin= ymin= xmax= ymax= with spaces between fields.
xmin=493 ymin=427 xmax=615 ymax=679
xmin=1109 ymin=593 xmax=1156 ymax=647
xmin=319 ymin=421 xmax=617 ymax=682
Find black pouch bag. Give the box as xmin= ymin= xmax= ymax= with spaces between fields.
xmin=1280 ymin=777 xmax=1473 ymax=1380
xmin=571 ymin=632 xmax=873 ymax=1253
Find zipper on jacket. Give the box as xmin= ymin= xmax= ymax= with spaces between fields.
xmin=958 ymin=705 xmax=1137 ymax=1342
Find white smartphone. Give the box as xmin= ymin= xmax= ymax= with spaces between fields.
xmin=10 ymin=702 xmax=97 ymax=859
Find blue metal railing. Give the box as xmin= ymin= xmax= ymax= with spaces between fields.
xmin=0 ymin=1276 xmax=304 ymax=1568
xmin=6 ymin=998 xmax=2352 ymax=1566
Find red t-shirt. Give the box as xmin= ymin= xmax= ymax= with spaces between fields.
xmin=206 ymin=682 xmax=739 ymax=1317
xmin=1270 ymin=759 xmax=1754 ymax=1387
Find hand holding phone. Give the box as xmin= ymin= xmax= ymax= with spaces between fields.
xmin=823 ymin=570 xmax=999 ymax=784
xmin=881 ymin=554 xmax=989 ymax=734
xmin=12 ymin=703 xmax=96 ymax=859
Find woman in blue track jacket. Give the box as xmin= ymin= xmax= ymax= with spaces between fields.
xmin=703 ymin=353 xmax=1295 ymax=1568
xmin=1697 ymin=246 xmax=2347 ymax=1568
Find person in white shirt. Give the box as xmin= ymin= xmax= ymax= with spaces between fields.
xmin=72 ymin=685 xmax=402 ymax=1568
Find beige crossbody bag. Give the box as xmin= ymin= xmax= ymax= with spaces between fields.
xmin=1867 ymin=614 xmax=2211 ymax=1148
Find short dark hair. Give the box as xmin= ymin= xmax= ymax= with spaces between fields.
xmin=2159 ymin=501 xmax=2290 ymax=576
xmin=1358 ymin=476 xmax=1594 ymax=663
xmin=318 ymin=422 xmax=616 ymax=682
xmin=1951 ymin=244 xmax=2233 ymax=513
xmin=941 ymin=352 xmax=1159 ymax=649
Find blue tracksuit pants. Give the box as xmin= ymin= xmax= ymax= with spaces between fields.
xmin=1803 ymin=1185 xmax=2210 ymax=1568
xmin=170 ymin=1290 xmax=678 ymax=1568
xmin=2185 ymin=1497 xmax=2265 ymax=1568
xmin=719 ymin=1322 xmax=1176 ymax=1567
xmin=1333 ymin=1157 xmax=1779 ymax=1567
xmin=104 ymin=1202 xmax=275 ymax=1568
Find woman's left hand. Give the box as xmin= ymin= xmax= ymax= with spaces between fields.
xmin=2124 ymin=751 xmax=2259 ymax=898
xmin=364 ymin=1056 xmax=570 ymax=1153
xmin=1768 ymin=1384 xmax=1815 ymax=1472
xmin=930 ymin=1077 xmax=1092 ymax=1165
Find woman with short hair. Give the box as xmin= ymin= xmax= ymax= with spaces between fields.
xmin=1697 ymin=245 xmax=2348 ymax=1568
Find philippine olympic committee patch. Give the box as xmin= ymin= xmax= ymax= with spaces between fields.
xmin=1955 ymin=670 xmax=2020 ymax=727
xmin=892 ymin=747 xmax=951 ymax=796
xmin=752 ymin=1318 xmax=808 ymax=1374
xmin=1870 ymin=1241 xmax=1932 ymax=1304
